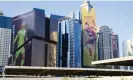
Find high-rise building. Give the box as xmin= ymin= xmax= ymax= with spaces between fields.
xmin=57 ymin=12 xmax=81 ymax=68
xmin=111 ymin=33 xmax=120 ymax=69
xmin=98 ymin=26 xmax=119 ymax=60
xmin=0 ymin=28 xmax=11 ymax=66
xmin=112 ymin=33 xmax=119 ymax=59
xmin=68 ymin=12 xmax=81 ymax=68
xmin=98 ymin=26 xmax=112 ymax=60
xmin=48 ymin=14 xmax=64 ymax=67
xmin=57 ymin=19 xmax=68 ymax=67
xmin=12 ymin=8 xmax=46 ymax=66
xmin=97 ymin=26 xmax=119 ymax=69
xmin=122 ymin=36 xmax=133 ymax=70
xmin=0 ymin=15 xmax=12 ymax=66
xmin=44 ymin=17 xmax=50 ymax=67
xmin=81 ymin=1 xmax=98 ymax=67
xmin=122 ymin=40 xmax=130 ymax=70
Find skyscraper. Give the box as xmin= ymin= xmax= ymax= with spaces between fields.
xmin=57 ymin=19 xmax=68 ymax=67
xmin=48 ymin=14 xmax=64 ymax=67
xmin=0 ymin=15 xmax=12 ymax=66
xmin=98 ymin=26 xmax=113 ymax=60
xmin=112 ymin=33 xmax=119 ymax=59
xmin=68 ymin=12 xmax=81 ymax=68
xmin=0 ymin=28 xmax=11 ymax=66
xmin=98 ymin=26 xmax=119 ymax=60
xmin=122 ymin=40 xmax=130 ymax=70
xmin=81 ymin=1 xmax=98 ymax=67
xmin=98 ymin=26 xmax=119 ymax=69
xmin=111 ymin=33 xmax=120 ymax=69
xmin=12 ymin=8 xmax=46 ymax=66
xmin=122 ymin=35 xmax=133 ymax=70
xmin=57 ymin=12 xmax=81 ymax=68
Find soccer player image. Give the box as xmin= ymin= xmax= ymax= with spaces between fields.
xmin=84 ymin=22 xmax=97 ymax=61
xmin=13 ymin=22 xmax=28 ymax=66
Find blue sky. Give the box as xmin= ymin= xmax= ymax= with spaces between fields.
xmin=0 ymin=1 xmax=133 ymax=56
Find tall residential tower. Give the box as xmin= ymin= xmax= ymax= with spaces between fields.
xmin=0 ymin=14 xmax=12 ymax=66
xmin=98 ymin=26 xmax=119 ymax=69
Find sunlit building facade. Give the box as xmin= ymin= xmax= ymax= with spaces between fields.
xmin=98 ymin=26 xmax=119 ymax=69
xmin=48 ymin=14 xmax=64 ymax=67
xmin=81 ymin=1 xmax=98 ymax=67
xmin=122 ymin=35 xmax=133 ymax=70
xmin=0 ymin=16 xmax=12 ymax=66
xmin=57 ymin=12 xmax=81 ymax=68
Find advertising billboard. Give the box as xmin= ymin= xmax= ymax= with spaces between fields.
xmin=81 ymin=3 xmax=97 ymax=67
xmin=12 ymin=8 xmax=45 ymax=66
xmin=112 ymin=34 xmax=119 ymax=58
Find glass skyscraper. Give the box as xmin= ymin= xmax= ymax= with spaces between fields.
xmin=57 ymin=12 xmax=81 ymax=68
xmin=57 ymin=20 xmax=68 ymax=67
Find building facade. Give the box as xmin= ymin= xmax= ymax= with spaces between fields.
xmin=12 ymin=8 xmax=46 ymax=66
xmin=57 ymin=12 xmax=81 ymax=68
xmin=111 ymin=33 xmax=120 ymax=69
xmin=68 ymin=12 xmax=81 ymax=68
xmin=0 ymin=28 xmax=11 ymax=66
xmin=57 ymin=19 xmax=68 ymax=67
xmin=0 ymin=15 xmax=12 ymax=66
xmin=112 ymin=33 xmax=119 ymax=59
xmin=98 ymin=26 xmax=119 ymax=69
xmin=48 ymin=14 xmax=64 ymax=67
xmin=122 ymin=37 xmax=133 ymax=70
xmin=81 ymin=1 xmax=98 ymax=67
xmin=98 ymin=26 xmax=112 ymax=60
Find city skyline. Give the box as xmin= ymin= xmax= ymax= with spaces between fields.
xmin=1 ymin=1 xmax=133 ymax=79
xmin=0 ymin=1 xmax=133 ymax=57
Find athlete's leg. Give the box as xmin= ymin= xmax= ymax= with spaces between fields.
xmin=86 ymin=44 xmax=92 ymax=56
xmin=13 ymin=49 xmax=21 ymax=66
xmin=21 ymin=47 xmax=25 ymax=66
xmin=21 ymin=53 xmax=25 ymax=66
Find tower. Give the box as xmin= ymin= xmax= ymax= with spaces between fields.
xmin=81 ymin=1 xmax=97 ymax=67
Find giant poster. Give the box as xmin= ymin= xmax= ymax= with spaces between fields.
xmin=81 ymin=3 xmax=97 ymax=67
xmin=12 ymin=11 xmax=35 ymax=66
xmin=12 ymin=8 xmax=45 ymax=66
xmin=112 ymin=34 xmax=119 ymax=58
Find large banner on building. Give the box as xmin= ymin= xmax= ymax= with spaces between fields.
xmin=13 ymin=11 xmax=35 ymax=66
xmin=81 ymin=3 xmax=97 ymax=67
xmin=112 ymin=34 xmax=119 ymax=58
xmin=12 ymin=8 xmax=45 ymax=66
